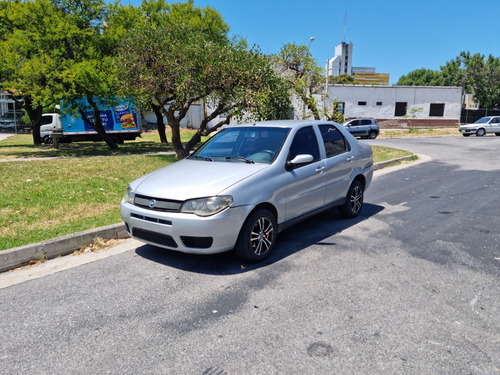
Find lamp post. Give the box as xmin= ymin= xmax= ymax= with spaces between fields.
xmin=307 ymin=36 xmax=315 ymax=49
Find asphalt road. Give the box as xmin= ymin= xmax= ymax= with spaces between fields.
xmin=1 ymin=136 xmax=499 ymax=375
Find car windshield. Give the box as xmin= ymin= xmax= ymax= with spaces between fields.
xmin=475 ymin=117 xmax=491 ymax=124
xmin=190 ymin=127 xmax=290 ymax=163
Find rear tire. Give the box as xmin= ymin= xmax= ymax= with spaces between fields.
xmin=368 ymin=130 xmax=378 ymax=139
xmin=339 ymin=180 xmax=364 ymax=218
xmin=234 ymin=208 xmax=277 ymax=263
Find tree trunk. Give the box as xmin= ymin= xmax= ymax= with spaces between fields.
xmin=21 ymin=96 xmax=43 ymax=145
xmin=84 ymin=96 xmax=118 ymax=150
xmin=152 ymin=103 xmax=168 ymax=144
xmin=165 ymin=108 xmax=188 ymax=159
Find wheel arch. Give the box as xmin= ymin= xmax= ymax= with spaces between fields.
xmin=246 ymin=202 xmax=278 ymax=223
xmin=351 ymin=173 xmax=366 ymax=190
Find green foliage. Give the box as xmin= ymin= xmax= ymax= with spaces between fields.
xmin=403 ymin=106 xmax=423 ymax=129
xmin=274 ymin=43 xmax=324 ymax=120
xmin=117 ymin=5 xmax=290 ymax=158
xmin=397 ymin=68 xmax=444 ymax=86
xmin=441 ymin=52 xmax=500 ymax=109
xmin=398 ymin=52 xmax=500 ymax=110
xmin=323 ymin=96 xmax=344 ymax=123
xmin=329 ymin=74 xmax=359 ymax=85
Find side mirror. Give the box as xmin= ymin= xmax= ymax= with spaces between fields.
xmin=286 ymin=154 xmax=314 ymax=171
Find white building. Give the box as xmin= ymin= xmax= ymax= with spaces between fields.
xmin=327 ymin=84 xmax=462 ymax=126
xmin=327 ymin=42 xmax=353 ymax=77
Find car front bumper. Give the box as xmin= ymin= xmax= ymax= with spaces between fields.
xmin=120 ymin=201 xmax=251 ymax=254
xmin=459 ymin=127 xmax=478 ymax=135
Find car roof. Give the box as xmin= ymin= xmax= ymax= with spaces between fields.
xmin=229 ymin=120 xmax=340 ymax=129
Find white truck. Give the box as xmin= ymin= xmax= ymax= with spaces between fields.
xmin=40 ymin=101 xmax=142 ymax=144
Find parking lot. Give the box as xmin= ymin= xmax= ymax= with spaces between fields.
xmin=1 ymin=136 xmax=499 ymax=374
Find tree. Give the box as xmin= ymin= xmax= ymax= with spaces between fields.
xmin=117 ymin=16 xmax=290 ymax=159
xmin=274 ymin=43 xmax=324 ymax=120
xmin=0 ymin=0 xmax=65 ymax=144
xmin=129 ymin=0 xmax=231 ymax=144
xmin=441 ymin=52 xmax=500 ymax=109
xmin=397 ymin=68 xmax=444 ymax=86
xmin=55 ymin=0 xmax=135 ymax=150
xmin=0 ymin=0 xmax=135 ymax=148
xmin=329 ymin=74 xmax=359 ymax=85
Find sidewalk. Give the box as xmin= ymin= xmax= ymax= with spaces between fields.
xmin=0 ymin=155 xmax=416 ymax=273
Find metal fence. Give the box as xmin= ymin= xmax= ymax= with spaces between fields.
xmin=461 ymin=109 xmax=500 ymax=124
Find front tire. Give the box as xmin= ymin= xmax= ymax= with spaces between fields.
xmin=476 ymin=128 xmax=486 ymax=136
xmin=339 ymin=180 xmax=364 ymax=218
xmin=235 ymin=208 xmax=277 ymax=263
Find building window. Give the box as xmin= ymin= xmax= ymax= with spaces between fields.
xmin=395 ymin=102 xmax=407 ymax=117
xmin=334 ymin=102 xmax=345 ymax=115
xmin=429 ymin=103 xmax=445 ymax=117
xmin=376 ymin=102 xmax=383 ymax=106
xmin=358 ymin=101 xmax=367 ymax=106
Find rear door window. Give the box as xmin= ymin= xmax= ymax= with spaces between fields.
xmin=319 ymin=124 xmax=350 ymax=157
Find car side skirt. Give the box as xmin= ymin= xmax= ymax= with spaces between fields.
xmin=277 ymin=198 xmax=345 ymax=233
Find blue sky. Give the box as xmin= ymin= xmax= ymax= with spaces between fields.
xmin=130 ymin=0 xmax=500 ymax=84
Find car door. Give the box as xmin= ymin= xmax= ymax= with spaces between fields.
xmin=318 ymin=124 xmax=355 ymax=203
xmin=282 ymin=126 xmax=326 ymax=221
xmin=359 ymin=119 xmax=373 ymax=135
xmin=491 ymin=117 xmax=500 ymax=132
xmin=348 ymin=119 xmax=362 ymax=136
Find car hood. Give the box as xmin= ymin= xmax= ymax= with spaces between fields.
xmin=132 ymin=159 xmax=269 ymax=200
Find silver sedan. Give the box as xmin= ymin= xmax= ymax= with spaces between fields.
xmin=120 ymin=120 xmax=373 ymax=262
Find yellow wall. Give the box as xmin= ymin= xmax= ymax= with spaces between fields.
xmin=353 ymin=72 xmax=390 ymax=85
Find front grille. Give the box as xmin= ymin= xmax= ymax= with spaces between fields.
xmin=131 ymin=213 xmax=172 ymax=226
xmin=132 ymin=228 xmax=178 ymax=248
xmin=134 ymin=194 xmax=182 ymax=212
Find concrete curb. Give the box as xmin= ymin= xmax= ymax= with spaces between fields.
xmin=0 ymin=155 xmax=416 ymax=273
xmin=372 ymin=154 xmax=415 ymax=171
xmin=0 ymin=223 xmax=128 ymax=273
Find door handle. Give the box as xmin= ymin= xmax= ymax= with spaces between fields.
xmin=315 ymin=166 xmax=325 ymax=174
xmin=346 ymin=156 xmax=354 ymax=163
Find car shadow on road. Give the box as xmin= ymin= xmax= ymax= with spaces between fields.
xmin=135 ymin=203 xmax=384 ymax=275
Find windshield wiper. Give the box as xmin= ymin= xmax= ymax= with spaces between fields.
xmin=225 ymin=156 xmax=255 ymax=164
xmin=192 ymin=155 xmax=214 ymax=162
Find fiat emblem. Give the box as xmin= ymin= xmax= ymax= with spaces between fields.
xmin=149 ymin=199 xmax=157 ymax=208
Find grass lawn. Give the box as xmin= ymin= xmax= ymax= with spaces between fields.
xmin=0 ymin=130 xmax=412 ymax=251
xmin=380 ymin=127 xmax=460 ymax=138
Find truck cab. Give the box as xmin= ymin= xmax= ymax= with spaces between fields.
xmin=40 ymin=113 xmax=62 ymax=143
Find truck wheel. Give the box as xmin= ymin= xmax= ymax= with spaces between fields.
xmin=234 ymin=208 xmax=277 ymax=263
xmin=43 ymin=136 xmax=53 ymax=144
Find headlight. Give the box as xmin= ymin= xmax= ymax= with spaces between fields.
xmin=123 ymin=186 xmax=135 ymax=204
xmin=181 ymin=196 xmax=233 ymax=217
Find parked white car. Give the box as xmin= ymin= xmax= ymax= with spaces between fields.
xmin=459 ymin=116 xmax=500 ymax=137
xmin=121 ymin=120 xmax=373 ymax=262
